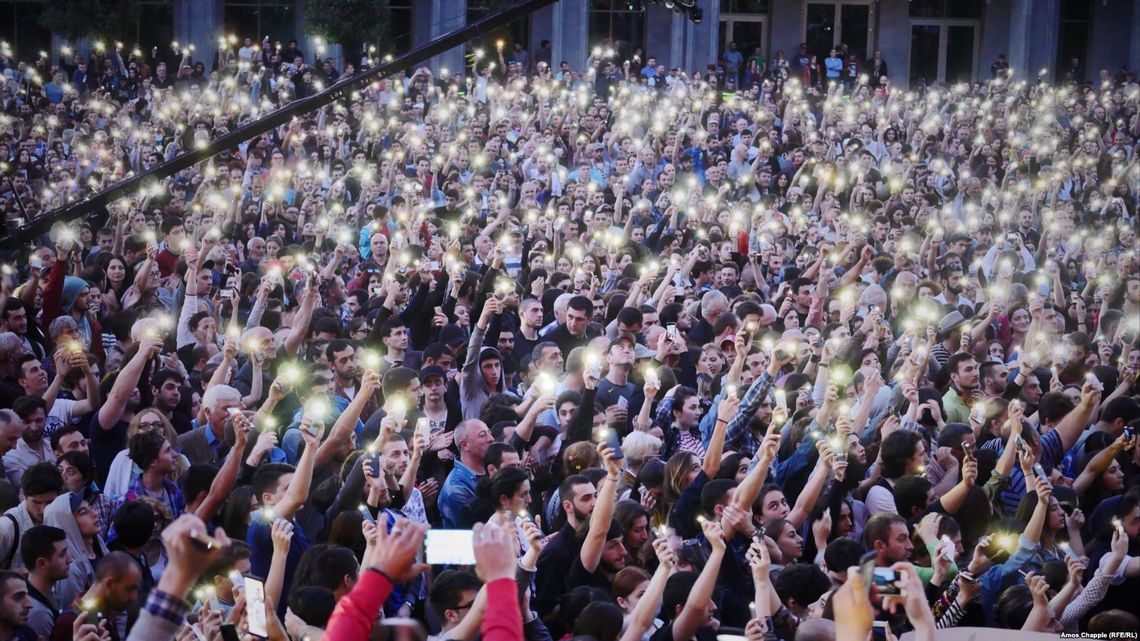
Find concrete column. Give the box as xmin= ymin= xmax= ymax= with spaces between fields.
xmin=429 ymin=0 xmax=467 ymax=76
xmin=769 ymin=0 xmax=802 ymax=66
xmin=530 ymin=3 xmax=563 ymax=68
xmin=876 ymin=0 xmax=909 ymax=89
xmin=1028 ymin=0 xmax=1059 ymax=80
xmin=1007 ymin=0 xmax=1032 ymax=77
xmin=560 ymin=0 xmax=590 ymax=70
xmin=173 ymin=0 xmax=224 ymax=69
xmin=669 ymin=13 xmax=686 ymax=71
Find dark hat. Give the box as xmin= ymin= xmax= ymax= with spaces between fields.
xmin=419 ymin=365 xmax=446 ymax=383
xmin=938 ymin=310 xmax=968 ymax=336
xmin=438 ymin=324 xmax=467 ymax=348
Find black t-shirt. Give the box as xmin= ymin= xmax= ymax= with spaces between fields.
xmin=566 ymin=551 xmax=613 ymax=595
xmin=88 ymin=412 xmax=129 ymax=489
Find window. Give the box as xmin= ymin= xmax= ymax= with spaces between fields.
xmin=469 ymin=0 xmax=530 ymax=68
xmin=388 ymin=0 xmax=413 ymax=55
xmin=908 ymin=0 xmax=982 ymax=19
xmin=1055 ymin=0 xmax=1088 ymax=80
xmin=720 ymin=0 xmax=769 ymax=13
xmin=0 ymin=0 xmax=50 ymax=62
xmin=589 ymin=0 xmax=645 ymax=62
xmin=804 ymin=1 xmax=873 ymax=61
xmin=224 ymin=0 xmax=295 ymax=47
xmin=134 ymin=1 xmax=174 ymax=59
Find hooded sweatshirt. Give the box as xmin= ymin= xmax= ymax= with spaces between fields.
xmin=458 ymin=324 xmax=506 ymax=419
xmin=44 ymin=492 xmax=109 ymax=608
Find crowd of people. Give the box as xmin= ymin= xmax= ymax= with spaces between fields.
xmin=0 ymin=25 xmax=1138 ymax=641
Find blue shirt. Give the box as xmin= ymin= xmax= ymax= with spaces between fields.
xmin=438 ymin=460 xmax=486 ymax=528
xmin=980 ymin=427 xmax=1063 ymax=515
xmin=247 ymin=515 xmax=310 ymax=618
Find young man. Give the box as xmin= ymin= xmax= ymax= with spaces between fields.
xmin=246 ymin=420 xmax=322 ymax=617
xmin=50 ymin=552 xmax=142 ymax=641
xmin=124 ymin=431 xmax=186 ymax=520
xmin=0 ymin=570 xmax=32 ymax=641
xmin=20 ymin=526 xmax=70 ymax=639
xmin=534 ymin=474 xmax=597 ymax=617
xmin=427 ymin=570 xmax=483 ymax=641
xmin=0 ymin=463 xmax=64 ymax=571
xmin=942 ymin=352 xmax=979 ymax=425
xmin=3 ymin=397 xmax=55 ymax=487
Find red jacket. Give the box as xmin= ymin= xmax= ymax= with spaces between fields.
xmin=324 ymin=571 xmax=523 ymax=641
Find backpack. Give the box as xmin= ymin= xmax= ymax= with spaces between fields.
xmin=1 ymin=514 xmax=20 ymax=570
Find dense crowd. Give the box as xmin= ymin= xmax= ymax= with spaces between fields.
xmin=0 ymin=28 xmax=1138 ymax=641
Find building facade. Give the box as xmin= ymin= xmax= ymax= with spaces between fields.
xmin=1 ymin=0 xmax=1138 ymax=88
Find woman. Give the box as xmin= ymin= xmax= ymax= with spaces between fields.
xmin=764 ymin=517 xmax=804 ymax=573
xmin=613 ymin=499 xmax=652 ymax=568
xmin=45 ymin=492 xmax=109 ymax=608
xmin=656 ymin=388 xmax=706 ymax=459
xmin=613 ymin=566 xmax=663 ymax=641
xmin=1073 ymin=434 xmax=1130 ymax=513
xmin=865 ymin=430 xmax=925 ymax=515
xmin=104 ymin=409 xmax=189 ymax=499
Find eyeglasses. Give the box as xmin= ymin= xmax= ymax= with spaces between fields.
xmin=139 ymin=421 xmax=164 ymax=432
xmin=452 ymin=601 xmax=475 ymax=612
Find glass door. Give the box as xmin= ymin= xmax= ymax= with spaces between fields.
xmin=908 ymin=22 xmax=978 ymax=85
xmin=804 ymin=1 xmax=874 ymax=62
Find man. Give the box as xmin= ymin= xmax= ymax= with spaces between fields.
xmin=0 ymin=571 xmax=32 ymax=641
xmin=427 ymin=571 xmax=483 ymax=641
xmin=595 ymin=335 xmax=638 ymax=422
xmin=438 ymin=419 xmax=493 ymax=528
xmin=459 ymin=300 xmax=506 ymax=420
xmin=124 ymin=431 xmax=186 ymax=520
xmin=246 ymin=421 xmax=322 ymax=617
xmin=177 ymin=384 xmax=241 ymax=466
xmin=419 ymin=366 xmax=455 ymax=437
xmin=376 ymin=319 xmax=412 ymax=373
xmin=88 ymin=336 xmax=161 ymax=488
xmin=150 ymin=369 xmax=191 ymax=434
xmin=686 ymin=290 xmax=724 ymax=348
xmin=543 ymin=296 xmax=599 ymax=359
xmin=3 ymin=397 xmax=55 ymax=487
xmin=513 ymin=299 xmax=544 ymax=363
xmin=942 ymin=353 xmax=979 ymax=425
xmin=978 ymin=360 xmax=1008 ymax=398
xmin=863 ymin=513 xmax=913 ymax=568
xmin=0 ymin=463 xmax=63 ymax=571
xmin=23 ymin=350 xmax=100 ymax=440
xmin=20 ymin=526 xmax=70 ymax=639
xmin=534 ymin=475 xmax=597 ymax=617
xmin=531 ymin=342 xmax=565 ymax=374
xmin=51 ymin=552 xmax=141 ymax=641
xmin=1 ymin=299 xmax=46 ymax=367
xmin=566 ymin=447 xmax=623 ymax=591
xmin=789 ymin=278 xmax=815 ymax=328
xmin=933 ymin=265 xmax=973 ymax=315
xmin=154 ymin=218 xmax=185 ymax=278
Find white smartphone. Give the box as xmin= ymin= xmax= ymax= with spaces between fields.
xmin=424 ymin=529 xmax=475 ymax=565
xmin=244 ymin=575 xmax=268 ymax=638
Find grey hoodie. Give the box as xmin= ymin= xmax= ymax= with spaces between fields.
xmin=459 ymin=324 xmax=506 ymax=419
xmin=44 ymin=492 xmax=109 ymax=609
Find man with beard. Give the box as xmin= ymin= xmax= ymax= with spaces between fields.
xmin=942 ymin=352 xmax=980 ymax=425
xmin=3 ymin=397 xmax=55 ymax=487
xmin=150 ymin=369 xmax=192 ymax=434
xmin=327 ymin=339 xmax=378 ymax=418
xmin=534 ymin=474 xmax=598 ymax=617
xmin=88 ymin=337 xmax=163 ymax=487
xmin=1 ymin=299 xmax=47 ymax=369
xmin=934 ymin=264 xmax=974 ymax=316
xmin=543 ymin=296 xmax=600 ymax=360
xmin=565 ymin=446 xmax=624 ymax=594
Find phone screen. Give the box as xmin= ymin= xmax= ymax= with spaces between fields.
xmin=871 ymin=622 xmax=889 ymax=641
xmin=424 ymin=530 xmax=476 ymax=565
xmin=244 ymin=576 xmax=268 ymax=638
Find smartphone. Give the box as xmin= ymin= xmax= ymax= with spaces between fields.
xmin=1033 ymin=463 xmax=1047 ymax=480
xmin=599 ymin=426 xmax=624 ymax=459
xmin=871 ymin=622 xmax=889 ymax=641
xmin=220 ymin=287 xmax=235 ymax=299
xmin=424 ymin=530 xmax=476 ymax=565
xmin=859 ymin=552 xmax=902 ymax=597
xmin=244 ymin=575 xmax=268 ymax=638
xmin=616 ymin=395 xmax=628 ymax=410
xmin=1125 ymin=425 xmax=1134 ymax=440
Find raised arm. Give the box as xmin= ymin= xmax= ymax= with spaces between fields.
xmin=702 ymin=394 xmax=738 ymax=478
xmin=671 ymin=521 xmax=726 ymax=641
xmin=580 ymin=445 xmax=622 ymax=573
xmin=620 ymin=539 xmax=674 ymax=641
xmin=98 ymin=338 xmax=161 ymax=429
xmin=275 ymin=418 xmax=323 ymax=520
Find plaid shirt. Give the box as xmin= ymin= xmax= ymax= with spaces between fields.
xmin=722 ymin=370 xmax=775 ymax=459
xmin=143 ymin=588 xmax=190 ymax=626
